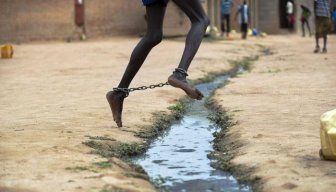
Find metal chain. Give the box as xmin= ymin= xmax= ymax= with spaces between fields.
xmin=113 ymin=82 xmax=170 ymax=97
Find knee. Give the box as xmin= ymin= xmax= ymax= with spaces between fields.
xmin=193 ymin=16 xmax=210 ymax=31
xmin=201 ymin=16 xmax=210 ymax=31
xmin=203 ymin=16 xmax=210 ymax=29
xmin=144 ymin=32 xmax=163 ymax=47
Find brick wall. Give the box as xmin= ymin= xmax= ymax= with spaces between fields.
xmin=0 ymin=0 xmax=74 ymax=43
xmin=258 ymin=0 xmax=281 ymax=34
xmin=0 ymin=0 xmax=190 ymax=43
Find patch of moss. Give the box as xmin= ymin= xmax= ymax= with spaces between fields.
xmin=82 ymin=140 xmax=148 ymax=159
xmin=85 ymin=135 xmax=116 ymax=141
xmin=93 ymin=161 xmax=112 ymax=169
xmin=228 ymin=56 xmax=259 ymax=74
xmin=135 ymin=97 xmax=188 ymax=140
xmin=65 ymin=166 xmax=90 ymax=171
xmin=65 ymin=166 xmax=97 ymax=173
xmin=191 ymin=72 xmax=219 ymax=85
xmin=100 ymin=185 xmax=126 ymax=192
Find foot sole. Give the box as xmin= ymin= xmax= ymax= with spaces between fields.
xmin=106 ymin=91 xmax=123 ymax=127
xmin=168 ymin=75 xmax=204 ymax=100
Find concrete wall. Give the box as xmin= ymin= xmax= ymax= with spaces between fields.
xmin=257 ymin=0 xmax=281 ymax=34
xmin=0 ymin=0 xmax=190 ymax=43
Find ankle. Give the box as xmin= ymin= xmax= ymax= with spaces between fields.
xmin=171 ymin=68 xmax=188 ymax=80
xmin=112 ymin=88 xmax=129 ymax=98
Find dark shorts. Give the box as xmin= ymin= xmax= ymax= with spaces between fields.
xmin=316 ymin=16 xmax=333 ymax=36
xmin=142 ymin=0 xmax=169 ymax=6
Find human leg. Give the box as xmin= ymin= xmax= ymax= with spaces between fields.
xmin=107 ymin=4 xmax=166 ymax=127
xmin=301 ymin=20 xmax=306 ymax=37
xmin=314 ymin=33 xmax=320 ymax=53
xmin=221 ymin=14 xmax=225 ymax=36
xmin=314 ymin=17 xmax=321 ymax=53
xmin=226 ymin=15 xmax=231 ymax=36
xmin=171 ymin=0 xmax=209 ymax=71
xmin=241 ymin=23 xmax=248 ymax=39
xmin=306 ymin=20 xmax=312 ymax=36
xmin=322 ymin=35 xmax=327 ymax=53
xmin=168 ymin=0 xmax=210 ymax=100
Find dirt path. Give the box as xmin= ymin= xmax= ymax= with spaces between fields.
xmin=0 ymin=37 xmax=259 ymax=192
xmin=214 ymin=35 xmax=336 ymax=191
xmin=2 ymin=35 xmax=334 ymax=192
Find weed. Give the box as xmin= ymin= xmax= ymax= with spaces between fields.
xmin=82 ymin=140 xmax=148 ymax=159
xmin=100 ymin=185 xmax=126 ymax=192
xmin=135 ymin=97 xmax=188 ymax=140
xmin=93 ymin=161 xmax=112 ymax=169
xmin=65 ymin=166 xmax=97 ymax=173
xmin=229 ymin=56 xmax=258 ymax=73
xmin=85 ymin=135 xmax=116 ymax=141
xmin=65 ymin=166 xmax=90 ymax=171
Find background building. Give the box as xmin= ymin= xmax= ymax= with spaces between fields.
xmin=0 ymin=0 xmax=335 ymax=43
xmin=0 ymin=0 xmax=190 ymax=43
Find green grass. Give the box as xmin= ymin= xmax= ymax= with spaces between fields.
xmin=93 ymin=161 xmax=112 ymax=169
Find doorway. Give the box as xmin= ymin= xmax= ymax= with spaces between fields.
xmin=279 ymin=0 xmax=291 ymax=29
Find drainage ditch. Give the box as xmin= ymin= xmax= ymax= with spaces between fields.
xmin=132 ymin=67 xmax=251 ymax=192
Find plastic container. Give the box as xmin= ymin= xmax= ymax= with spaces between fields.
xmin=1 ymin=44 xmax=14 ymax=59
xmin=320 ymin=109 xmax=336 ymax=161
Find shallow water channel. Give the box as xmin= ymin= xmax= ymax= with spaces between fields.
xmin=132 ymin=74 xmax=251 ymax=192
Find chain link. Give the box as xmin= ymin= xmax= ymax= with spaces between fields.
xmin=113 ymin=82 xmax=170 ymax=97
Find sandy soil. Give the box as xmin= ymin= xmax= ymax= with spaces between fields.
xmin=0 ymin=37 xmax=259 ymax=192
xmin=214 ymin=35 xmax=336 ymax=191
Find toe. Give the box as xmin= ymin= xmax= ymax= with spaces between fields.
xmin=196 ymin=89 xmax=204 ymax=100
xmin=116 ymin=121 xmax=122 ymax=127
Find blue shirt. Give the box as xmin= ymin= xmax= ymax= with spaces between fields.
xmin=332 ymin=10 xmax=336 ymax=23
xmin=238 ymin=4 xmax=249 ymax=24
xmin=221 ymin=0 xmax=233 ymax=15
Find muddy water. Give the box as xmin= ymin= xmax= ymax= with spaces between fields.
xmin=133 ymin=74 xmax=251 ymax=192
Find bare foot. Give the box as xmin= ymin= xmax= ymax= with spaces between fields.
xmin=168 ymin=73 xmax=204 ymax=100
xmin=106 ymin=91 xmax=125 ymax=127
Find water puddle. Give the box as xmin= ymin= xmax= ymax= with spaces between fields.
xmin=132 ymin=74 xmax=251 ymax=192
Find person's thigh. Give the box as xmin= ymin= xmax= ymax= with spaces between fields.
xmin=172 ymin=0 xmax=207 ymax=21
xmin=145 ymin=2 xmax=167 ymax=34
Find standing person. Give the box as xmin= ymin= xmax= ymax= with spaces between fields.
xmin=332 ymin=7 xmax=336 ymax=33
xmin=106 ymin=0 xmax=210 ymax=127
xmin=314 ymin=0 xmax=332 ymax=53
xmin=287 ymin=0 xmax=295 ymax=31
xmin=235 ymin=1 xmax=250 ymax=39
xmin=300 ymin=5 xmax=312 ymax=37
xmin=220 ymin=0 xmax=234 ymax=37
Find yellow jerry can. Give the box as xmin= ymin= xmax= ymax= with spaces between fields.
xmin=1 ymin=44 xmax=14 ymax=59
xmin=320 ymin=109 xmax=336 ymax=161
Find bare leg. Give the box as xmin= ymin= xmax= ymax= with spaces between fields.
xmin=314 ymin=33 xmax=320 ymax=53
xmin=221 ymin=15 xmax=225 ymax=36
xmin=226 ymin=15 xmax=231 ymax=36
xmin=306 ymin=21 xmax=312 ymax=36
xmin=107 ymin=4 xmax=166 ymax=127
xmin=322 ymin=35 xmax=327 ymax=53
xmin=168 ymin=0 xmax=210 ymax=100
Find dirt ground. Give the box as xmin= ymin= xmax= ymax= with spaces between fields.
xmin=0 ymin=34 xmax=335 ymax=192
xmin=214 ymin=35 xmax=336 ymax=191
